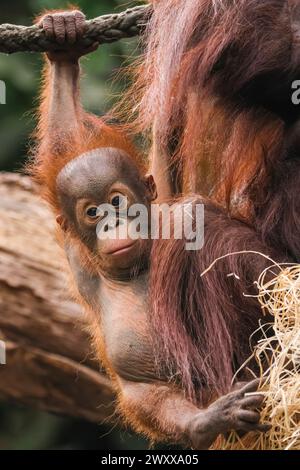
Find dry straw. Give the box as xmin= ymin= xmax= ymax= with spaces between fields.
xmin=208 ymin=255 xmax=300 ymax=450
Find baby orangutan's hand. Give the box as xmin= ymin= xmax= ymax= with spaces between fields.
xmin=38 ymin=10 xmax=99 ymax=62
xmin=187 ymin=379 xmax=270 ymax=449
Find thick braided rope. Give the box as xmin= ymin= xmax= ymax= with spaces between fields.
xmin=0 ymin=5 xmax=151 ymax=54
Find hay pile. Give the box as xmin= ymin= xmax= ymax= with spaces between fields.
xmin=213 ymin=262 xmax=300 ymax=450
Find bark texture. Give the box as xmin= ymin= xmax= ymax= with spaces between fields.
xmin=0 ymin=172 xmax=115 ymax=423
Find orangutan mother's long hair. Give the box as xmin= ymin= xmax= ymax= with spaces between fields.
xmin=149 ymin=197 xmax=283 ymax=405
xmin=122 ymin=0 xmax=300 ymax=260
xmin=134 ymin=0 xmax=300 ymax=405
xmin=126 ymin=0 xmax=300 ymax=234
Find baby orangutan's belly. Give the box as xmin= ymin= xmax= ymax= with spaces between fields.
xmin=99 ymin=281 xmax=169 ymax=383
xmin=107 ymin=327 xmax=159 ymax=382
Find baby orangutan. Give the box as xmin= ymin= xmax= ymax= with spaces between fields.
xmin=31 ymin=10 xmax=275 ymax=448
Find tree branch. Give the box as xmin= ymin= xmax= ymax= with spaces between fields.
xmin=0 ymin=5 xmax=151 ymax=54
xmin=0 ymin=172 xmax=115 ymax=423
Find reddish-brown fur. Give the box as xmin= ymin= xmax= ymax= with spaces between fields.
xmin=121 ymin=0 xmax=300 ymax=412
xmin=28 ymin=5 xmax=298 ymax=446
xmin=150 ymin=197 xmax=280 ymax=404
xmin=125 ymin=0 xmax=300 ymax=259
xmin=29 ymin=8 xmax=143 ymax=211
xmin=29 ymin=73 xmax=142 ymax=211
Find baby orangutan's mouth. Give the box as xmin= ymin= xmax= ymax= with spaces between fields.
xmin=105 ymin=240 xmax=138 ymax=256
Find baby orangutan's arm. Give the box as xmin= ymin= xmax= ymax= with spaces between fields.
xmin=117 ymin=378 xmax=269 ymax=449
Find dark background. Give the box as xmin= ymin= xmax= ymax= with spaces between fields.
xmin=0 ymin=0 xmax=150 ymax=450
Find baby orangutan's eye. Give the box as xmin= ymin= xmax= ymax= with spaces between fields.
xmin=86 ymin=206 xmax=99 ymax=219
xmin=110 ymin=193 xmax=127 ymax=210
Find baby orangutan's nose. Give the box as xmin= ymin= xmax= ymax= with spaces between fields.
xmin=103 ymin=218 xmax=122 ymax=232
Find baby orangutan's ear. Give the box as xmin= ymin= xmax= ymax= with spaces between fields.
xmin=143 ymin=174 xmax=158 ymax=202
xmin=56 ymin=214 xmax=69 ymax=232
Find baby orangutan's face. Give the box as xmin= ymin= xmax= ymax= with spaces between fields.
xmin=56 ymin=148 xmax=157 ymax=278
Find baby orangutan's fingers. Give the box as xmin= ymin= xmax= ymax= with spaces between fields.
xmin=74 ymin=11 xmax=86 ymax=38
xmin=53 ymin=15 xmax=66 ymax=44
xmin=64 ymin=16 xmax=77 ymax=44
xmin=40 ymin=15 xmax=54 ymax=39
xmin=240 ymin=394 xmax=265 ymax=409
xmin=237 ymin=379 xmax=261 ymax=397
xmin=237 ymin=409 xmax=260 ymax=424
xmin=235 ymin=420 xmax=271 ymax=433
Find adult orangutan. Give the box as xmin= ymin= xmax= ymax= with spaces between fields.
xmin=28 ymin=9 xmax=290 ymax=448
xmin=129 ymin=0 xmax=300 ymax=262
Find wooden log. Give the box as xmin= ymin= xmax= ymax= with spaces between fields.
xmin=0 ymin=172 xmax=115 ymax=423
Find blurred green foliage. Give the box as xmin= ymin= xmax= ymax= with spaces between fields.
xmin=0 ymin=0 xmax=151 ymax=450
